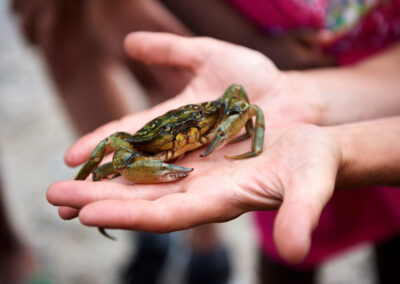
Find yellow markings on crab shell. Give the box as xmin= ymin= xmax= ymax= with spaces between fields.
xmin=173 ymin=127 xmax=203 ymax=157
xmin=175 ymin=132 xmax=187 ymax=149
xmin=187 ymin=127 xmax=198 ymax=144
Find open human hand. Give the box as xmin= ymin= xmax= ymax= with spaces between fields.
xmin=47 ymin=124 xmax=341 ymax=263
xmin=47 ymin=32 xmax=333 ymax=263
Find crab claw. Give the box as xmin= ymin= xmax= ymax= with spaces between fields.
xmin=158 ymin=162 xmax=194 ymax=182
xmin=117 ymin=159 xmax=193 ymax=183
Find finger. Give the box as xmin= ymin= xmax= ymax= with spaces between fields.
xmin=58 ymin=206 xmax=79 ymax=220
xmin=273 ymin=168 xmax=335 ymax=263
xmin=124 ymin=32 xmax=204 ymax=69
xmin=47 ymin=180 xmax=185 ymax=208
xmin=79 ymin=190 xmax=242 ymax=233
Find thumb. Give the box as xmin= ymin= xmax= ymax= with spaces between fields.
xmin=124 ymin=32 xmax=203 ymax=69
xmin=273 ymin=167 xmax=335 ymax=263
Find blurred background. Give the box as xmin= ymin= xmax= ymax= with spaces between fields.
xmin=0 ymin=0 xmax=378 ymax=283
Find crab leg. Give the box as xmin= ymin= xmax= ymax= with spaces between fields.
xmin=92 ymin=162 xmax=119 ymax=181
xmin=201 ymin=105 xmax=264 ymax=159
xmin=218 ymin=83 xmax=256 ymax=144
xmin=227 ymin=105 xmax=265 ymax=159
xmin=220 ymin=84 xmax=249 ymax=117
xmin=229 ymin=119 xmax=254 ymax=143
xmin=75 ymin=132 xmax=134 ymax=180
xmin=200 ymin=112 xmax=249 ymax=157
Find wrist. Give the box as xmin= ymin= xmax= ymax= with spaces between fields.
xmin=325 ymin=124 xmax=355 ymax=188
xmin=325 ymin=117 xmax=400 ymax=188
xmin=284 ymin=70 xmax=327 ymax=125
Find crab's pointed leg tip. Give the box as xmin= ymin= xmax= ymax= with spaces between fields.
xmin=182 ymin=167 xmax=193 ymax=174
xmin=162 ymin=164 xmax=193 ymax=175
xmin=161 ymin=165 xmax=193 ymax=181
xmin=171 ymin=165 xmax=193 ymax=172
xmin=200 ymin=151 xmax=208 ymax=158
xmin=200 ymin=147 xmax=213 ymax=158
xmin=98 ymin=227 xmax=117 ymax=241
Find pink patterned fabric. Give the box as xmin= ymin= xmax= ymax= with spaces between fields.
xmin=230 ymin=0 xmax=400 ymax=64
xmin=327 ymin=0 xmax=400 ymax=64
xmin=230 ymin=0 xmax=327 ymax=30
xmin=229 ymin=0 xmax=400 ymax=268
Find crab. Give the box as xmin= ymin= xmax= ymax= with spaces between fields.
xmin=75 ymin=84 xmax=265 ymax=184
xmin=75 ymin=84 xmax=265 ymax=239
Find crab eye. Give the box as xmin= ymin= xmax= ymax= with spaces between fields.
xmin=162 ymin=124 xmax=172 ymax=132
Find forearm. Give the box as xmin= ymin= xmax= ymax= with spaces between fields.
xmin=327 ymin=116 xmax=400 ymax=188
xmin=287 ymin=43 xmax=400 ymax=125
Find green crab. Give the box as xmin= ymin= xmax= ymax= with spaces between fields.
xmin=75 ymin=84 xmax=265 ymax=184
xmin=75 ymin=84 xmax=264 ymax=239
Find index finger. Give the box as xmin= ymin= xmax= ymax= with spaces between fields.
xmin=124 ymin=32 xmax=204 ymax=69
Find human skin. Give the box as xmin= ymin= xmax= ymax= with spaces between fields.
xmin=46 ymin=33 xmax=400 ymax=263
xmin=329 ymin=117 xmax=400 ymax=189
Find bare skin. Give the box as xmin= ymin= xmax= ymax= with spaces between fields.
xmin=47 ymin=33 xmax=400 ymax=263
